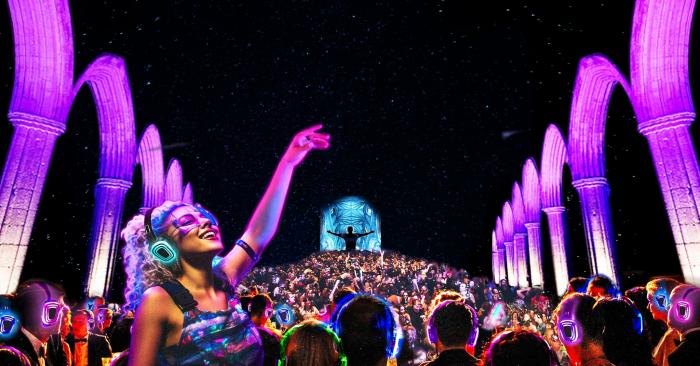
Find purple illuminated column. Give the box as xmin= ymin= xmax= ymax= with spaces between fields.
xmin=514 ymin=233 xmax=529 ymax=287
xmin=498 ymin=248 xmax=506 ymax=282
xmin=182 ymin=182 xmax=194 ymax=204
xmin=84 ymin=178 xmax=131 ymax=297
xmin=572 ymin=177 xmax=619 ymax=284
xmin=0 ymin=115 xmax=66 ymax=293
xmin=640 ymin=117 xmax=700 ymax=284
xmin=525 ymin=222 xmax=543 ymax=287
xmin=504 ymin=242 xmax=516 ymax=286
xmin=543 ymin=206 xmax=570 ymax=295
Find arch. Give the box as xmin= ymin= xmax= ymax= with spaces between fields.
xmin=164 ymin=159 xmax=184 ymax=202
xmin=629 ymin=0 xmax=700 ymax=285
xmin=495 ymin=216 xmax=506 ymax=283
xmin=73 ymin=54 xmax=137 ymax=296
xmin=182 ymin=182 xmax=194 ymax=204
xmin=511 ymin=183 xmax=529 ymax=286
xmin=136 ymin=124 xmax=165 ymax=208
xmin=522 ymin=159 xmax=544 ymax=287
xmin=502 ymin=201 xmax=517 ymax=286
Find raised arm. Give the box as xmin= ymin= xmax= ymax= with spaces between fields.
xmin=326 ymin=230 xmax=342 ymax=237
xmin=358 ymin=230 xmax=375 ymax=237
xmin=219 ymin=124 xmax=330 ymax=286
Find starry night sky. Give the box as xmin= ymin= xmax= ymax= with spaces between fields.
xmin=0 ymin=0 xmax=696 ymax=301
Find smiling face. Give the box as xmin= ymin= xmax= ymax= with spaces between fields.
xmin=164 ymin=205 xmax=224 ymax=258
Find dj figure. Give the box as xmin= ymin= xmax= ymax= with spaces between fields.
xmin=327 ymin=226 xmax=374 ymax=251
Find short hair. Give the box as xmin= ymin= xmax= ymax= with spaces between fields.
xmin=13 ymin=280 xmax=64 ymax=322
xmin=567 ymin=277 xmax=588 ymax=293
xmin=332 ymin=287 xmax=356 ymax=305
xmin=587 ymin=275 xmax=617 ymax=297
xmin=646 ymin=278 xmax=681 ymax=296
xmin=249 ymin=294 xmax=273 ymax=316
xmin=482 ymin=329 xmax=559 ymax=366
xmin=430 ymin=300 xmax=475 ymax=347
xmin=334 ymin=295 xmax=399 ymax=366
xmin=281 ymin=320 xmax=344 ymax=366
xmin=73 ymin=309 xmax=95 ymax=320
xmin=591 ymin=297 xmax=653 ymax=366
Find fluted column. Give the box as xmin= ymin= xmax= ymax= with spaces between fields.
xmin=514 ymin=233 xmax=529 ymax=287
xmin=0 ymin=114 xmax=66 ymax=293
xmin=504 ymin=242 xmax=516 ymax=286
xmin=497 ymin=248 xmax=506 ymax=282
xmin=543 ymin=206 xmax=570 ymax=295
xmin=572 ymin=177 xmax=619 ymax=285
xmin=640 ymin=114 xmax=700 ymax=285
xmin=84 ymin=178 xmax=132 ymax=297
xmin=525 ymin=222 xmax=543 ymax=287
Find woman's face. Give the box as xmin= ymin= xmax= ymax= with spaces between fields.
xmin=165 ymin=205 xmax=224 ymax=256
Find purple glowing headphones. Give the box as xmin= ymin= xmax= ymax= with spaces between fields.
xmin=427 ymin=300 xmax=479 ymax=347
xmin=38 ymin=283 xmax=62 ymax=328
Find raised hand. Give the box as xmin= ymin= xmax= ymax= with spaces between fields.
xmin=281 ymin=124 xmax=331 ymax=167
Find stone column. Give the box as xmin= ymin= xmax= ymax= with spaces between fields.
xmin=514 ymin=233 xmax=529 ymax=287
xmin=84 ymin=178 xmax=132 ymax=297
xmin=0 ymin=113 xmax=66 ymax=293
xmin=572 ymin=177 xmax=619 ymax=285
xmin=505 ymin=242 xmax=516 ymax=286
xmin=498 ymin=248 xmax=506 ymax=282
xmin=543 ymin=206 xmax=571 ymax=295
xmin=640 ymin=114 xmax=700 ymax=285
xmin=525 ymin=222 xmax=543 ymax=287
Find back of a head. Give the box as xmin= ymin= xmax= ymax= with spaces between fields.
xmin=586 ymin=275 xmax=617 ymax=299
xmin=482 ymin=329 xmax=559 ymax=366
xmin=282 ymin=320 xmax=343 ymax=366
xmin=591 ymin=297 xmax=652 ymax=366
xmin=332 ymin=287 xmax=356 ymax=306
xmin=668 ymin=285 xmax=700 ymax=333
xmin=567 ymin=277 xmax=588 ymax=295
xmin=429 ymin=300 xmax=476 ymax=348
xmin=13 ymin=280 xmax=64 ymax=334
xmin=334 ymin=294 xmax=399 ymax=366
xmin=249 ymin=294 xmax=273 ymax=317
xmin=553 ymin=293 xmax=597 ymax=346
xmin=428 ymin=290 xmax=463 ymax=314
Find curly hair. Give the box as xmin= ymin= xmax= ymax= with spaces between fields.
xmin=121 ymin=201 xmax=189 ymax=311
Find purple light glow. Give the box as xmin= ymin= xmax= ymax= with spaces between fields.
xmin=512 ymin=183 xmax=530 ymax=287
xmin=164 ymin=159 xmax=184 ymax=202
xmin=502 ymin=202 xmax=517 ymax=286
xmin=522 ymin=159 xmax=544 ymax=287
xmin=137 ymin=124 xmax=165 ymax=208
xmin=182 ymin=182 xmax=194 ymax=204
xmin=495 ymin=216 xmax=507 ymax=283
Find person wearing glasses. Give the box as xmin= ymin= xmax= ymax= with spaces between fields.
xmin=121 ymin=125 xmax=330 ymax=366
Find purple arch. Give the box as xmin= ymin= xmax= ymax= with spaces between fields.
xmin=629 ymin=0 xmax=700 ymax=284
xmin=182 ymin=182 xmax=194 ymax=204
xmin=0 ymin=0 xmax=138 ymax=294
xmin=74 ymin=55 xmax=137 ymax=297
xmin=540 ymin=124 xmax=571 ymax=294
xmin=568 ymin=55 xmax=631 ymax=285
xmin=137 ymin=125 xmax=165 ymax=208
xmin=502 ymin=201 xmax=517 ymax=286
xmin=522 ymin=159 xmax=544 ymax=287
xmin=495 ymin=217 xmax=506 ymax=283
xmin=511 ymin=183 xmax=529 ymax=287
xmin=165 ymin=159 xmax=184 ymax=202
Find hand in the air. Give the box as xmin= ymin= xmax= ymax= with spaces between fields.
xmin=282 ymin=124 xmax=331 ymax=167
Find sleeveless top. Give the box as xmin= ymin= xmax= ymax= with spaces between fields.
xmin=157 ymin=281 xmax=263 ymax=366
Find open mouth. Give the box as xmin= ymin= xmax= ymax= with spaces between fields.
xmin=199 ymin=229 xmax=218 ymax=240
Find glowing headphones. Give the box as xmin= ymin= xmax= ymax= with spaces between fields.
xmin=38 ymin=283 xmax=62 ymax=328
xmin=668 ymin=285 xmax=700 ymax=332
xmin=619 ymin=296 xmax=644 ymax=335
xmin=278 ymin=322 xmax=348 ymax=366
xmin=332 ymin=295 xmax=402 ymax=359
xmin=556 ymin=297 xmax=583 ymax=347
xmin=426 ymin=300 xmax=479 ymax=348
xmin=0 ymin=295 xmax=20 ymax=340
xmin=275 ymin=304 xmax=296 ymax=327
xmin=145 ymin=207 xmax=178 ymax=264
xmin=650 ymin=286 xmax=672 ymax=312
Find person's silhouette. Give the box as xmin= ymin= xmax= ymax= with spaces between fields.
xmin=327 ymin=226 xmax=375 ymax=251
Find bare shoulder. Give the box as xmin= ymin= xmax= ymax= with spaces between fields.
xmin=139 ymin=286 xmax=179 ymax=321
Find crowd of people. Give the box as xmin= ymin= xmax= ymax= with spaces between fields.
xmin=2 ymin=248 xmax=698 ymax=366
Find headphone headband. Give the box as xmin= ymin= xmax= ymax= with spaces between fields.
xmin=144 ymin=207 xmax=157 ymax=243
xmin=279 ymin=322 xmax=348 ymax=366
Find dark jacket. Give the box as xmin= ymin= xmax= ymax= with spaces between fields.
xmin=66 ymin=332 xmax=112 ymax=366
xmin=668 ymin=330 xmax=700 ymax=366
xmin=420 ymin=349 xmax=479 ymax=366
xmin=0 ymin=329 xmax=67 ymax=366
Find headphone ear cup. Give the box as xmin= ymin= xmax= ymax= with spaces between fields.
xmin=149 ymin=237 xmax=178 ymax=264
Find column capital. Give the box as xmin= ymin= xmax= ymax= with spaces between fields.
xmin=572 ymin=177 xmax=608 ymax=189
xmin=638 ymin=112 xmax=695 ymax=136
xmin=514 ymin=233 xmax=527 ymax=239
xmin=504 ymin=241 xmax=513 ymax=247
xmin=543 ymin=206 xmax=566 ymax=214
xmin=8 ymin=112 xmax=66 ymax=136
xmin=96 ymin=178 xmax=132 ymax=190
xmin=524 ymin=222 xmax=541 ymax=229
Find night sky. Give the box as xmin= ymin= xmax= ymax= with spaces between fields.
xmin=0 ymin=0 xmax=695 ymax=302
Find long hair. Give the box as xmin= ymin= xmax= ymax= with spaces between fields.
xmin=121 ymin=201 xmax=189 ymax=311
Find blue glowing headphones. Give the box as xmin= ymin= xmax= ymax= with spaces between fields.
xmin=145 ymin=207 xmax=178 ymax=264
xmin=0 ymin=295 xmax=20 ymax=340
xmin=427 ymin=300 xmax=479 ymax=347
xmin=279 ymin=322 xmax=347 ymax=366
xmin=38 ymin=283 xmax=62 ymax=328
xmin=619 ymin=296 xmax=644 ymax=335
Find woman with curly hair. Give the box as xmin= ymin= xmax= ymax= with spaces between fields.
xmin=121 ymin=125 xmax=330 ymax=366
